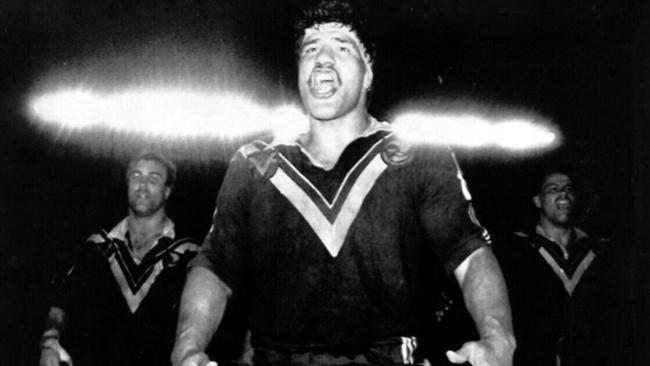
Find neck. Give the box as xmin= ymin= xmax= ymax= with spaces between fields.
xmin=127 ymin=210 xmax=167 ymax=243
xmin=538 ymin=218 xmax=574 ymax=250
xmin=302 ymin=110 xmax=371 ymax=169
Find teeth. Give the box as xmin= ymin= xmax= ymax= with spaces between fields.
xmin=316 ymin=74 xmax=333 ymax=83
xmin=314 ymin=81 xmax=334 ymax=94
xmin=310 ymin=70 xmax=337 ymax=96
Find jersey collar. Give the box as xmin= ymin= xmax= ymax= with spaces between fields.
xmin=107 ymin=216 xmax=176 ymax=243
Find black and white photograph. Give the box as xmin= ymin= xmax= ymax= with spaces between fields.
xmin=1 ymin=1 xmax=649 ymax=365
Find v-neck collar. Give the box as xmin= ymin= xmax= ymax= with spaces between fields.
xmin=268 ymin=116 xmax=392 ymax=169
xmin=99 ymin=217 xmax=180 ymax=313
xmin=530 ymin=226 xmax=596 ymax=295
xmin=259 ymin=128 xmax=394 ymax=258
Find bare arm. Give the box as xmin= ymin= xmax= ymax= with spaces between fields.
xmin=448 ymin=247 xmax=516 ymax=366
xmin=171 ymin=266 xmax=232 ymax=366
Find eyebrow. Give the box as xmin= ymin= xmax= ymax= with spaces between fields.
xmin=302 ymin=34 xmax=354 ymax=48
xmin=128 ymin=170 xmax=164 ymax=178
xmin=542 ymin=182 xmax=573 ymax=189
xmin=332 ymin=36 xmax=352 ymax=44
xmin=301 ymin=38 xmax=319 ymax=49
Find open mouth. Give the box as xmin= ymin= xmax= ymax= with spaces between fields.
xmin=135 ymin=192 xmax=150 ymax=199
xmin=309 ymin=69 xmax=338 ymax=98
xmin=556 ymin=199 xmax=572 ymax=210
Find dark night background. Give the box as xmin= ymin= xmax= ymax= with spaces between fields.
xmin=1 ymin=0 xmax=649 ymax=365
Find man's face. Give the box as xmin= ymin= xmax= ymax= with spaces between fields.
xmin=297 ymin=22 xmax=373 ymax=121
xmin=533 ymin=173 xmax=576 ymax=227
xmin=127 ymin=159 xmax=171 ymax=217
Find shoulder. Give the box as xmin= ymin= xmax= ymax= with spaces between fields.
xmin=230 ymin=135 xmax=283 ymax=178
xmin=236 ymin=136 xmax=275 ymax=159
xmin=512 ymin=230 xmax=532 ymax=241
xmin=376 ymin=132 xmax=414 ymax=166
xmin=573 ymin=227 xmax=611 ymax=255
xmin=86 ymin=231 xmax=108 ymax=244
xmin=159 ymin=221 xmax=201 ymax=254
xmin=84 ymin=230 xmax=114 ymax=257
xmin=589 ymin=236 xmax=612 ymax=256
xmin=167 ymin=237 xmax=201 ymax=254
xmin=510 ymin=230 xmax=541 ymax=251
xmin=382 ymin=132 xmax=458 ymax=169
xmin=491 ymin=229 xmax=537 ymax=259
xmin=158 ymin=236 xmax=201 ymax=268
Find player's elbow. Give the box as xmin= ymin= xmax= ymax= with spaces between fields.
xmin=182 ymin=267 xmax=232 ymax=313
xmin=454 ymin=246 xmax=499 ymax=287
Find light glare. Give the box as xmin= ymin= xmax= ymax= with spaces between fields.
xmin=29 ymin=88 xmax=305 ymax=139
xmin=29 ymin=88 xmax=559 ymax=158
xmin=393 ymin=112 xmax=557 ymax=151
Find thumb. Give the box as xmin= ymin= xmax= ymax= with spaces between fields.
xmin=446 ymin=349 xmax=469 ymax=364
xmin=59 ymin=346 xmax=73 ymax=366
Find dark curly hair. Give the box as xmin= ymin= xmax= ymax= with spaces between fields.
xmin=292 ymin=0 xmax=375 ymax=65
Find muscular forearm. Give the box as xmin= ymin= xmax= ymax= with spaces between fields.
xmin=171 ymin=266 xmax=232 ymax=365
xmin=454 ymin=247 xmax=516 ymax=362
xmin=456 ymin=247 xmax=514 ymax=341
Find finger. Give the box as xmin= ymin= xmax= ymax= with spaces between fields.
xmin=178 ymin=350 xmax=210 ymax=366
xmin=59 ymin=346 xmax=73 ymax=365
xmin=195 ymin=354 xmax=212 ymax=366
xmin=446 ymin=350 xmax=469 ymax=364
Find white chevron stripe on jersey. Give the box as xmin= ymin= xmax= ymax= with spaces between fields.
xmin=269 ymin=153 xmax=388 ymax=257
xmin=108 ymin=254 xmax=164 ymax=313
xmin=538 ymin=247 xmax=596 ymax=295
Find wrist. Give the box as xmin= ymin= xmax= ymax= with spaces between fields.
xmin=484 ymin=333 xmax=516 ymax=356
xmin=480 ymin=315 xmax=515 ymax=345
xmin=172 ymin=344 xmax=202 ymax=365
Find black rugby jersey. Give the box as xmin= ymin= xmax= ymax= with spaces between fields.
xmin=53 ymin=218 xmax=199 ymax=366
xmin=193 ymin=120 xmax=489 ymax=352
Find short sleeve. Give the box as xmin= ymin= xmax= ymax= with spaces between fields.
xmin=49 ymin=238 xmax=101 ymax=312
xmin=417 ymin=146 xmax=489 ymax=274
xmin=189 ymin=150 xmax=252 ymax=292
xmin=50 ymin=263 xmax=77 ymax=312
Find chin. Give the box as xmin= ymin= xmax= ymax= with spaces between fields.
xmin=130 ymin=205 xmax=152 ymax=215
xmin=309 ymin=108 xmax=342 ymax=121
xmin=133 ymin=210 xmax=155 ymax=218
xmin=553 ymin=218 xmax=573 ymax=228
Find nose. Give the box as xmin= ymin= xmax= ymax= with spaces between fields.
xmin=135 ymin=177 xmax=147 ymax=190
xmin=556 ymin=188 xmax=574 ymax=200
xmin=315 ymin=44 xmax=335 ymax=66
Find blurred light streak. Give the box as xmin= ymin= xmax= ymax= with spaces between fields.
xmin=28 ymin=87 xmax=558 ymax=162
xmin=29 ymin=87 xmax=307 ymax=139
xmin=392 ymin=112 xmax=558 ymax=151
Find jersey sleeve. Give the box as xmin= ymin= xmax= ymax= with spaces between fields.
xmin=49 ymin=262 xmax=77 ymax=312
xmin=49 ymin=234 xmax=106 ymax=312
xmin=417 ymin=146 xmax=490 ymax=274
xmin=189 ymin=150 xmax=252 ymax=292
